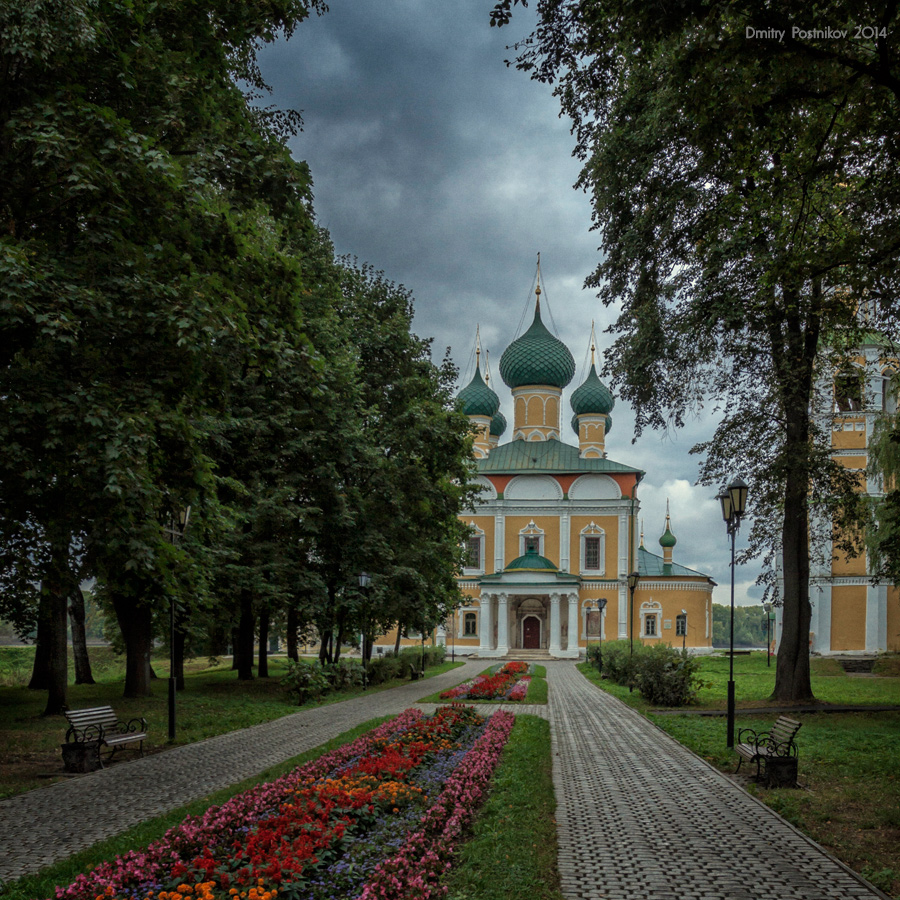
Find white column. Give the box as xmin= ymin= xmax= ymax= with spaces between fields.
xmin=494 ymin=514 xmax=505 ymax=572
xmin=618 ymin=582 xmax=628 ymax=639
xmin=549 ymin=593 xmax=562 ymax=654
xmin=566 ymin=592 xmax=580 ymax=657
xmin=479 ymin=592 xmax=493 ymax=656
xmin=618 ymin=512 xmax=628 ymax=576
xmin=866 ymin=582 xmax=887 ymax=652
xmin=496 ymin=592 xmax=509 ymax=655
xmin=560 ymin=512 xmax=570 ymax=572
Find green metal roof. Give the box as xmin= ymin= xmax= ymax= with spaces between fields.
xmin=570 ymin=364 xmax=615 ymax=416
xmin=499 ymin=303 xmax=576 ymax=389
xmin=490 ymin=409 xmax=507 ymax=437
xmin=659 ymin=525 xmax=677 ymax=549
xmin=505 ymin=549 xmax=558 ymax=572
xmin=457 ymin=366 xmax=500 ymax=418
xmin=477 ymin=438 xmax=642 ymax=476
xmin=638 ymin=547 xmax=709 ymax=579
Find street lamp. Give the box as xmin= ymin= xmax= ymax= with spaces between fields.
xmin=451 ymin=609 xmax=456 ymax=663
xmin=718 ymin=476 xmax=749 ymax=748
xmin=594 ymin=598 xmax=608 ymax=674
xmin=763 ymin=602 xmax=773 ymax=667
xmin=627 ymin=570 xmax=640 ymax=692
xmin=358 ymin=572 xmax=372 ymax=690
xmin=679 ymin=609 xmax=687 ymax=653
xmin=165 ymin=505 xmax=190 ymax=742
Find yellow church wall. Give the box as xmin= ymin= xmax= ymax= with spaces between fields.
xmin=830 ymin=585 xmax=867 ymax=651
xmin=546 ymin=395 xmax=559 ymax=425
xmin=505 ymin=515 xmax=561 ymax=567
xmin=831 ymin=423 xmax=866 ymax=450
xmin=526 ymin=395 xmax=544 ymax=426
xmin=569 ymin=515 xmax=619 ymax=574
xmin=630 ymin=584 xmax=711 ymax=649
xmin=831 ymin=543 xmax=867 ymax=576
xmin=888 ymin=587 xmax=900 ymax=652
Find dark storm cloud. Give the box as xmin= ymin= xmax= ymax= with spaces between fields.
xmin=256 ymin=1 xmax=758 ymax=606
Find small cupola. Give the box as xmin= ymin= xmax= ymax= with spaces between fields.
xmin=457 ymin=327 xmax=500 ymax=458
xmin=659 ymin=501 xmax=677 ymax=566
xmin=570 ymin=324 xmax=615 ymax=458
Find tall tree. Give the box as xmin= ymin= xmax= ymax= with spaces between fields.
xmin=492 ymin=0 xmax=900 ymax=699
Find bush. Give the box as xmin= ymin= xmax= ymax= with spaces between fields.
xmin=324 ymin=659 xmax=363 ymax=691
xmin=633 ymin=645 xmax=702 ymax=706
xmin=281 ymin=661 xmax=330 ymax=705
xmin=598 ymin=639 xmax=640 ymax=687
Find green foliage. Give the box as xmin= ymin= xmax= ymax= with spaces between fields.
xmin=593 ymin=640 xmax=703 ymax=706
xmin=711 ymin=604 xmax=774 ymax=648
xmin=492 ymin=0 xmax=900 ymax=703
xmin=280 ymin=660 xmax=331 ymax=705
xmin=633 ymin=646 xmax=702 ymax=707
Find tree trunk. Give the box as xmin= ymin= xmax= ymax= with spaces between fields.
xmin=111 ymin=593 xmax=154 ymax=698
xmin=28 ymin=591 xmax=52 ymax=690
xmin=68 ymin=587 xmax=95 ymax=685
xmin=173 ymin=617 xmax=186 ymax=691
xmin=770 ymin=293 xmax=816 ymax=702
xmin=258 ymin=608 xmax=269 ymax=678
xmin=333 ymin=615 xmax=344 ymax=664
xmin=236 ymin=589 xmax=255 ymax=680
xmin=42 ymin=530 xmax=75 ymax=715
xmin=286 ymin=605 xmax=299 ymax=662
xmin=231 ymin=626 xmax=241 ymax=670
xmin=393 ymin=626 xmax=402 ymax=656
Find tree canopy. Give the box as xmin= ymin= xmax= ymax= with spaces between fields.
xmin=492 ymin=0 xmax=900 ymax=699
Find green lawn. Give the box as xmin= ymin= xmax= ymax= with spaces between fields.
xmin=578 ymin=654 xmax=900 ymax=899
xmin=0 ymin=647 xmax=461 ymax=799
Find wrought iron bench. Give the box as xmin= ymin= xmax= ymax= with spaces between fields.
xmin=735 ymin=715 xmax=801 ymax=786
xmin=64 ymin=706 xmax=148 ymax=769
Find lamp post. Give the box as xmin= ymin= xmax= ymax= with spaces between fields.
xmin=421 ymin=610 xmax=427 ymax=677
xmin=718 ymin=477 xmax=749 ymax=748
xmin=764 ymin=602 xmax=773 ymax=667
xmin=451 ymin=610 xmax=456 ymax=663
xmin=357 ymin=572 xmax=371 ymax=690
xmin=679 ymin=609 xmax=687 ymax=653
xmin=595 ymin=598 xmax=608 ymax=674
xmin=165 ymin=505 xmax=190 ymax=742
xmin=627 ymin=570 xmax=640 ymax=692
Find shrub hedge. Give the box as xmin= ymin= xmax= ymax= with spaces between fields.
xmin=588 ymin=639 xmax=702 ymax=706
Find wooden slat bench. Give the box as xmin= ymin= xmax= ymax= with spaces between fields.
xmin=64 ymin=706 xmax=148 ymax=767
xmin=735 ymin=715 xmax=801 ymax=786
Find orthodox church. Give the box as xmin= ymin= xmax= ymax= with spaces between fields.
xmin=444 ymin=273 xmax=716 ymax=658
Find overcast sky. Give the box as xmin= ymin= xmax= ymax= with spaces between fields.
xmin=257 ymin=1 xmax=763 ymax=608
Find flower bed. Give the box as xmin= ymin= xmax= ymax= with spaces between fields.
xmin=438 ymin=661 xmax=531 ymax=702
xmin=51 ymin=706 xmax=514 ymax=900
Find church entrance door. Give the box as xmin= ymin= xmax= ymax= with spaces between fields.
xmin=523 ymin=616 xmax=540 ymax=649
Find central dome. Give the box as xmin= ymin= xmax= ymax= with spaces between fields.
xmin=499 ymin=300 xmax=575 ymax=390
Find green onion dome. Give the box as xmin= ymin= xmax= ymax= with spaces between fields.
xmin=505 ymin=549 xmax=559 ymax=571
xmin=659 ymin=522 xmax=677 ymax=549
xmin=570 ymin=364 xmax=615 ymax=417
xmin=457 ymin=366 xmax=500 ymax=418
xmin=571 ymin=413 xmax=612 ymax=436
xmin=499 ymin=302 xmax=575 ymax=389
xmin=490 ymin=409 xmax=507 ymax=438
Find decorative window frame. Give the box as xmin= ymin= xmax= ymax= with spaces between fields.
xmin=462 ymin=609 xmax=478 ymax=637
xmin=581 ymin=601 xmax=606 ymax=640
xmin=519 ymin=520 xmax=545 ymax=557
xmin=463 ymin=522 xmax=486 ymax=576
xmin=640 ymin=599 xmax=662 ymax=640
xmin=675 ymin=613 xmax=687 ymax=637
xmin=579 ymin=522 xmax=606 ymax=575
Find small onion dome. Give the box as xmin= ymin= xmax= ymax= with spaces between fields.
xmin=570 ymin=364 xmax=615 ymax=417
xmin=457 ymin=366 xmax=500 ymax=418
xmin=490 ymin=409 xmax=507 ymax=438
xmin=571 ymin=413 xmax=612 ymax=436
xmin=499 ymin=303 xmax=575 ymax=389
xmin=659 ymin=520 xmax=677 ymax=549
xmin=505 ymin=549 xmax=559 ymax=571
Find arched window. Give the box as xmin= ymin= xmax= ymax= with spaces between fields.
xmin=519 ymin=521 xmax=545 ymax=556
xmin=464 ymin=522 xmax=485 ymax=575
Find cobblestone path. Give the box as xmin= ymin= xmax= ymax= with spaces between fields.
xmin=547 ymin=662 xmax=885 ymax=900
